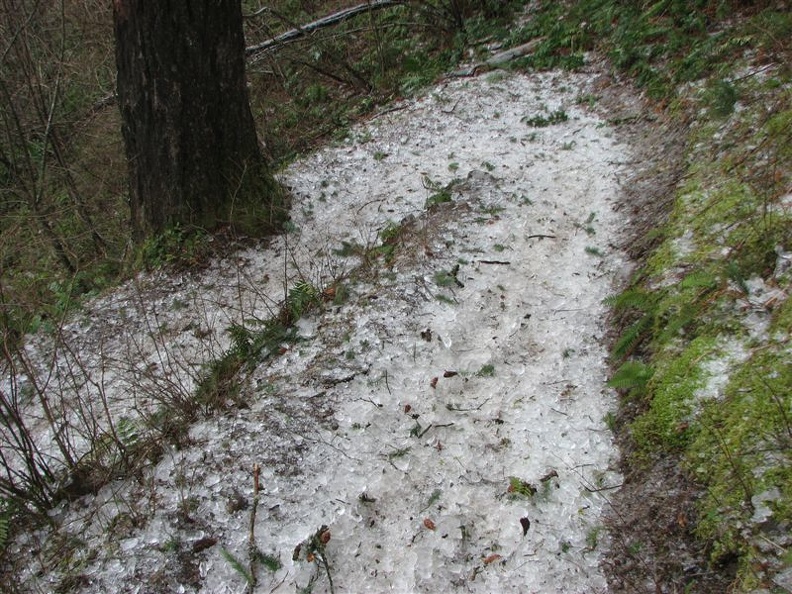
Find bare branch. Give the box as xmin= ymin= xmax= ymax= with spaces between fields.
xmin=245 ymin=0 xmax=405 ymax=59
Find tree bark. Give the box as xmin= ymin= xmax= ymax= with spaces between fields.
xmin=114 ymin=0 xmax=284 ymax=240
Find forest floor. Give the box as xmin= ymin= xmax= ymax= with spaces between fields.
xmin=5 ymin=60 xmax=724 ymax=593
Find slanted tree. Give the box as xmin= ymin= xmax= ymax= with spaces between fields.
xmin=113 ymin=0 xmax=284 ymax=241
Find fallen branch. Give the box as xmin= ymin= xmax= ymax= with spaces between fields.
xmin=246 ymin=0 xmax=406 ymax=59
xmin=478 ymin=259 xmax=511 ymax=265
xmin=447 ymin=38 xmax=545 ymax=77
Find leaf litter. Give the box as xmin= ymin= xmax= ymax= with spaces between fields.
xmin=7 ymin=68 xmax=637 ymax=593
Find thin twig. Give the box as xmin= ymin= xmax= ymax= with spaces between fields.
xmin=246 ymin=463 xmax=261 ymax=594
xmin=246 ymin=0 xmax=405 ymax=59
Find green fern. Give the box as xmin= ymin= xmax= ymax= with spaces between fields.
xmin=221 ymin=547 xmax=253 ymax=585
xmin=655 ymin=302 xmax=702 ymax=344
xmin=725 ymin=261 xmax=749 ymax=295
xmin=679 ymin=270 xmax=718 ymax=290
xmin=287 ymin=280 xmax=320 ymax=320
xmin=254 ymin=549 xmax=282 ymax=572
xmin=608 ymin=360 xmax=654 ymax=393
xmin=116 ymin=416 xmax=141 ymax=449
xmin=612 ymin=314 xmax=653 ymax=361
xmin=603 ymin=288 xmax=655 ymax=313
xmin=0 ymin=503 xmax=9 ymax=552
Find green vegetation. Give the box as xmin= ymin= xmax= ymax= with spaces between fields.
xmin=476 ymin=364 xmax=496 ymax=377
xmin=507 ymin=0 xmax=791 ymax=101
xmin=580 ymin=1 xmax=792 ymax=587
xmin=508 ymin=476 xmax=537 ymax=498
xmin=522 ymin=109 xmax=568 ymax=127
xmin=221 ymin=547 xmax=254 ymax=586
xmin=422 ymin=175 xmax=458 ymax=209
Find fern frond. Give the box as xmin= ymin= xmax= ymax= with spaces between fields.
xmin=612 ymin=315 xmax=652 ymax=361
xmin=228 ymin=323 xmax=254 ymax=358
xmin=116 ymin=417 xmax=141 ymax=449
xmin=656 ymin=302 xmax=701 ymax=343
xmin=608 ymin=360 xmax=654 ymax=392
xmin=603 ymin=288 xmax=655 ymax=313
xmin=679 ymin=271 xmax=718 ymax=290
xmin=0 ymin=512 xmax=8 ymax=551
xmin=221 ymin=547 xmax=253 ymax=584
xmin=287 ymin=280 xmax=320 ymax=319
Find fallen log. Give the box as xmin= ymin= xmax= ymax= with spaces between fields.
xmin=447 ymin=38 xmax=545 ymax=77
xmin=245 ymin=0 xmax=406 ymax=60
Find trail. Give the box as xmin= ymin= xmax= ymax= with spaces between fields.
xmin=12 ymin=68 xmax=635 ymax=593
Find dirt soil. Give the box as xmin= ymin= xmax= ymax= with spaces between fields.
xmin=589 ymin=64 xmax=737 ymax=593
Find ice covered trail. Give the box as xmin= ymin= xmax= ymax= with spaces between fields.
xmin=15 ymin=69 xmax=635 ymax=593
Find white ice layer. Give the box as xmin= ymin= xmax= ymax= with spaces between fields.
xmin=9 ymin=70 xmax=633 ymax=593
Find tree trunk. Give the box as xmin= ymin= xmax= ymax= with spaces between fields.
xmin=113 ymin=0 xmax=284 ymax=240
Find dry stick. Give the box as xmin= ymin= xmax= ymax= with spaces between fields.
xmin=312 ymin=528 xmax=335 ymax=594
xmin=699 ymin=408 xmax=755 ymax=510
xmin=246 ymin=463 xmax=261 ymax=594
xmin=447 ymin=38 xmax=546 ymax=77
xmin=757 ymin=372 xmax=792 ymax=443
xmin=245 ymin=0 xmax=405 ymax=59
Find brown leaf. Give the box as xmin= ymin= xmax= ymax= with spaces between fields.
xmin=430 ymin=377 xmax=438 ymax=389
xmin=423 ymin=518 xmax=436 ymax=531
xmin=483 ymin=553 xmax=502 ymax=565
xmin=677 ymin=512 xmax=687 ymax=529
xmin=520 ymin=517 xmax=531 ymax=536
xmin=191 ymin=536 xmax=217 ymax=553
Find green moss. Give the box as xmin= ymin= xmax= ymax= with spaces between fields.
xmin=631 ymin=335 xmax=720 ymax=453
xmin=620 ymin=91 xmax=790 ymax=584
xmin=690 ymin=331 xmax=792 ymax=567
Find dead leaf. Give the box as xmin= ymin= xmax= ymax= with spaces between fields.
xmin=520 ymin=517 xmax=531 ymax=536
xmin=321 ymin=286 xmax=336 ymax=301
xmin=483 ymin=553 xmax=502 ymax=565
xmin=423 ymin=518 xmax=436 ymax=531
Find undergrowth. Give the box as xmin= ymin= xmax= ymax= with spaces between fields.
xmin=600 ymin=2 xmax=791 ymax=587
